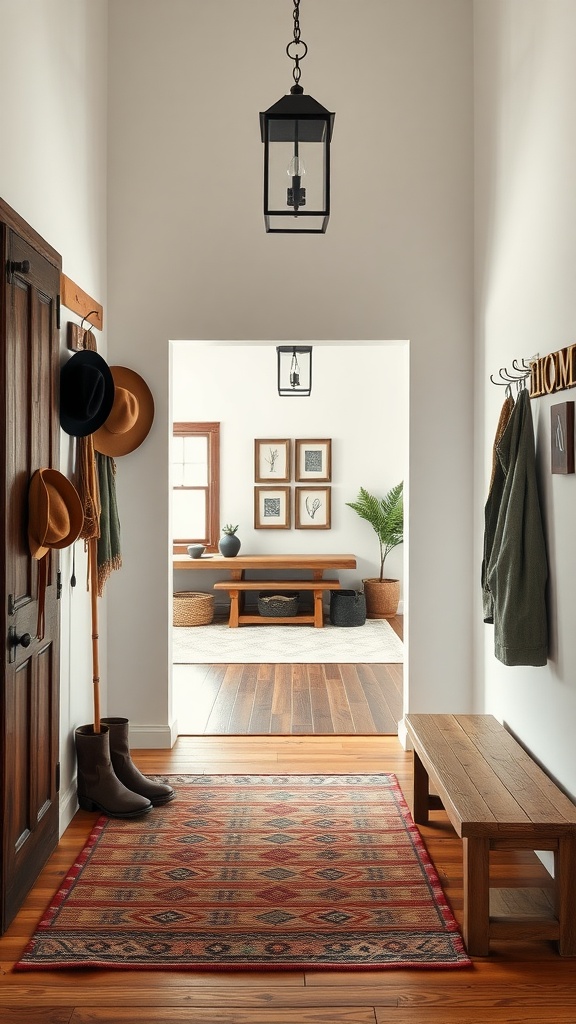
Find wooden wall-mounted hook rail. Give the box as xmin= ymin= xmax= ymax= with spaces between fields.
xmin=60 ymin=274 xmax=103 ymax=330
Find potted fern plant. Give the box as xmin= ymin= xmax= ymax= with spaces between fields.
xmin=346 ymin=482 xmax=403 ymax=618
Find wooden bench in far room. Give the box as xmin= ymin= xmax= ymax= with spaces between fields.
xmin=404 ymin=713 xmax=576 ymax=957
xmin=213 ymin=579 xmax=340 ymax=628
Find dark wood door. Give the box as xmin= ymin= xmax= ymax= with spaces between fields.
xmin=1 ymin=200 xmax=62 ymax=932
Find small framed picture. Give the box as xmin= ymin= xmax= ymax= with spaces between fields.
xmin=254 ymin=438 xmax=291 ymax=482
xmin=254 ymin=486 xmax=291 ymax=529
xmin=295 ymin=439 xmax=332 ymax=482
xmin=295 ymin=486 xmax=331 ymax=529
xmin=551 ymin=401 xmax=575 ymax=474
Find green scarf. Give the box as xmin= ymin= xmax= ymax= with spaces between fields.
xmin=96 ymin=452 xmax=122 ymax=595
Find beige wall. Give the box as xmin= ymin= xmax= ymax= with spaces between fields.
xmin=106 ymin=0 xmax=475 ymax=744
xmin=0 ymin=0 xmax=475 ymax=828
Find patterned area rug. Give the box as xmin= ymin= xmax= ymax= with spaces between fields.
xmin=16 ymin=774 xmax=470 ymax=971
xmin=173 ymin=619 xmax=404 ymax=664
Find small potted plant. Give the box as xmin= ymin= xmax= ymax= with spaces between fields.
xmin=218 ymin=523 xmax=241 ymax=557
xmin=346 ymin=482 xmax=403 ymax=618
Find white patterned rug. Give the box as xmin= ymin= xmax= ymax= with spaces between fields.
xmin=172 ymin=619 xmax=403 ymax=664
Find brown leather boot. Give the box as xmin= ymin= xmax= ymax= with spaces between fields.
xmin=75 ymin=724 xmax=153 ymax=818
xmin=100 ymin=717 xmax=175 ymax=806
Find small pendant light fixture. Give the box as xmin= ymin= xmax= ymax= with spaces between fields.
xmin=260 ymin=0 xmax=334 ymax=234
xmin=277 ymin=346 xmax=312 ymax=396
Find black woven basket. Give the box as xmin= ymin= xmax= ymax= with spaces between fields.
xmin=258 ymin=592 xmax=299 ymax=617
xmin=329 ymin=589 xmax=367 ymax=627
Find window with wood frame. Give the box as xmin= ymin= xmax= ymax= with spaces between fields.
xmin=172 ymin=422 xmax=220 ymax=553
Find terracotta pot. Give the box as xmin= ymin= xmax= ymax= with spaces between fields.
xmin=363 ymin=578 xmax=400 ymax=619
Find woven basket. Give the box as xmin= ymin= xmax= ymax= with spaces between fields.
xmin=258 ymin=592 xmax=299 ymax=617
xmin=173 ymin=591 xmax=214 ymax=626
xmin=329 ymin=589 xmax=367 ymax=627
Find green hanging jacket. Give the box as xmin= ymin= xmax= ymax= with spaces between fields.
xmin=484 ymin=389 xmax=548 ymax=667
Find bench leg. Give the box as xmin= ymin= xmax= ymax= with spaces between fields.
xmin=412 ymin=751 xmax=430 ymax=825
xmin=313 ymin=590 xmax=324 ymax=627
xmin=227 ymin=589 xmax=240 ymax=628
xmin=555 ymin=836 xmax=576 ymax=956
xmin=463 ymin=836 xmax=490 ymax=956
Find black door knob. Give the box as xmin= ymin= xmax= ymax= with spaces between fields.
xmin=9 ymin=259 xmax=30 ymax=274
xmin=14 ymin=631 xmax=32 ymax=648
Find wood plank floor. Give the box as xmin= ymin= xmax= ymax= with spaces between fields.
xmin=173 ymin=616 xmax=404 ymax=735
xmin=1 ymin=733 xmax=575 ymax=1023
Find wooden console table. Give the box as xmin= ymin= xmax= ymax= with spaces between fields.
xmin=173 ymin=553 xmax=357 ymax=580
xmin=173 ymin=553 xmax=357 ymax=628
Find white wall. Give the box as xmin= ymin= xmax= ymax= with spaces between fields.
xmin=172 ymin=341 xmax=408 ymax=605
xmin=0 ymin=0 xmax=109 ymax=828
xmin=474 ymin=0 xmax=576 ymax=801
xmin=107 ymin=0 xmax=475 ymax=744
xmin=3 ymin=0 xmax=574 ymax=838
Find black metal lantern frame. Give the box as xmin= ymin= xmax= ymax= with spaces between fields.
xmin=260 ymin=1 xmax=334 ymax=234
xmin=277 ymin=346 xmax=312 ymax=396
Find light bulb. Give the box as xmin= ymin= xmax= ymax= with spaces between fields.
xmin=287 ymin=155 xmax=306 ymax=178
xmin=287 ymin=153 xmax=306 ymax=211
xmin=290 ymin=350 xmax=300 ymax=388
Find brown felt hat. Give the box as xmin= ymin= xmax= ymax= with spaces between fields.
xmin=28 ymin=469 xmax=84 ymax=560
xmin=92 ymin=366 xmax=154 ymax=456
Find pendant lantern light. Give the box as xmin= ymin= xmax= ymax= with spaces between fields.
xmin=277 ymin=346 xmax=312 ymax=396
xmin=260 ymin=0 xmax=334 ymax=234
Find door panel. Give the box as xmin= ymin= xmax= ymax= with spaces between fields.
xmin=1 ymin=207 xmax=62 ymax=931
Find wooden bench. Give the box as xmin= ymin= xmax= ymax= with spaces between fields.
xmin=213 ymin=579 xmax=340 ymax=628
xmin=405 ymin=713 xmax=576 ymax=957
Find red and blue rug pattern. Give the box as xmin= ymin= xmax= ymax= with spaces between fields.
xmin=16 ymin=773 xmax=471 ymax=970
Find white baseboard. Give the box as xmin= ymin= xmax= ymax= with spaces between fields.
xmin=59 ymin=780 xmax=79 ymax=836
xmin=128 ymin=721 xmax=178 ymax=749
xmin=397 ymin=716 xmax=411 ymax=750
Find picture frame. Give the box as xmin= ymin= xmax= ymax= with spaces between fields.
xmin=254 ymin=438 xmax=291 ymax=482
xmin=254 ymin=486 xmax=291 ymax=529
xmin=295 ymin=438 xmax=332 ymax=482
xmin=295 ymin=486 xmax=331 ymax=529
xmin=551 ymin=401 xmax=575 ymax=474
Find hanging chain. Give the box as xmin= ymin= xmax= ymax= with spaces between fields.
xmin=286 ymin=0 xmax=307 ymax=89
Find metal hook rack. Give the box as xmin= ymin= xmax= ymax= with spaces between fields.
xmin=489 ymin=356 xmax=538 ymax=395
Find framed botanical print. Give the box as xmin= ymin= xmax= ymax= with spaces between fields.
xmin=295 ymin=438 xmax=332 ymax=482
xmin=551 ymin=401 xmax=575 ymax=474
xmin=295 ymin=486 xmax=331 ymax=529
xmin=254 ymin=486 xmax=291 ymax=529
xmin=254 ymin=438 xmax=291 ymax=482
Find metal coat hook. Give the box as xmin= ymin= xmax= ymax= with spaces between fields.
xmin=79 ymin=311 xmax=99 ymax=350
xmin=80 ymin=311 xmax=99 ymax=332
xmin=490 ymin=354 xmax=538 ymax=390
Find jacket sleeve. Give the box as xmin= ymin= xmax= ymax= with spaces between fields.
xmin=482 ymin=396 xmax=514 ymax=622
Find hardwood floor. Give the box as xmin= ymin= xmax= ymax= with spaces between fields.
xmin=174 ymin=662 xmax=403 ymax=734
xmin=1 ymin=733 xmax=575 ymax=1023
xmin=173 ymin=615 xmax=404 ymax=735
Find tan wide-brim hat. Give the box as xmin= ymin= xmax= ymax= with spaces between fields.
xmin=92 ymin=366 xmax=154 ymax=457
xmin=28 ymin=469 xmax=84 ymax=560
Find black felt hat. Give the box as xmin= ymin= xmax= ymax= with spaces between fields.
xmin=59 ymin=350 xmax=115 ymax=437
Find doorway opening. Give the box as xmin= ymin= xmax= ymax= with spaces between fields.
xmin=170 ymin=340 xmax=409 ymax=737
